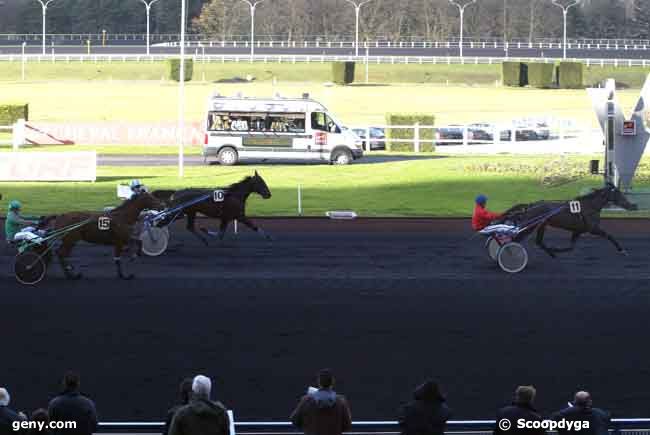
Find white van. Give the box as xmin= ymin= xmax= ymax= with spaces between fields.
xmin=202 ymin=92 xmax=364 ymax=165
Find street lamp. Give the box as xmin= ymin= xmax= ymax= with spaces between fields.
xmin=344 ymin=0 xmax=374 ymax=57
xmin=139 ymin=0 xmax=160 ymax=55
xmin=448 ymin=0 xmax=477 ymax=58
xmin=178 ymin=0 xmax=186 ymax=177
xmin=551 ymin=0 xmax=581 ymax=59
xmin=240 ymin=0 xmax=266 ymax=59
xmin=35 ymin=0 xmax=55 ymax=55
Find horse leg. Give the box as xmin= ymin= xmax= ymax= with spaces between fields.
xmin=113 ymin=242 xmax=135 ymax=280
xmin=548 ymin=231 xmax=581 ymax=254
xmin=239 ymin=216 xmax=273 ymax=241
xmin=56 ymin=239 xmax=82 ymax=280
xmin=186 ymin=212 xmax=209 ymax=246
xmin=535 ymin=221 xmax=557 ymax=258
xmin=590 ymin=226 xmax=628 ymax=255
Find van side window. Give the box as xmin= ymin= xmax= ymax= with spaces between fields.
xmin=311 ymin=112 xmax=327 ymax=132
xmin=270 ymin=113 xmax=306 ymax=133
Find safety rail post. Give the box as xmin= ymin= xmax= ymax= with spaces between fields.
xmin=366 ymin=126 xmax=371 ymax=152
xmin=12 ymin=118 xmax=26 ymax=151
xmin=414 ymin=122 xmax=420 ymax=152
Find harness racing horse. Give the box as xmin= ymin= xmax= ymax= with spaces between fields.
xmin=46 ymin=192 xmax=163 ymax=280
xmin=158 ymin=171 xmax=272 ymax=245
xmin=503 ymin=184 xmax=637 ymax=258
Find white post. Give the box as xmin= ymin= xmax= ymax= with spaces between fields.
xmin=12 ymin=119 xmax=26 ymax=151
xmin=21 ymin=42 xmax=26 ymax=81
xmin=139 ymin=0 xmax=160 ymax=56
xmin=297 ymin=184 xmax=302 ymax=215
xmin=414 ymin=122 xmax=420 ymax=152
xmin=345 ymin=0 xmax=374 ymax=58
xmin=178 ymin=0 xmax=186 ymax=177
xmin=365 ymin=46 xmax=369 ymax=83
xmin=551 ymin=0 xmax=581 ymax=60
xmin=36 ymin=0 xmax=54 ymax=55
xmin=448 ymin=0 xmax=477 ymax=59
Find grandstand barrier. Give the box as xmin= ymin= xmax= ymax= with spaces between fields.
xmin=95 ymin=418 xmax=650 ymax=434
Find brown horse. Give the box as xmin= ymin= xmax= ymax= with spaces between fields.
xmin=155 ymin=171 xmax=272 ymax=245
xmin=46 ymin=192 xmax=163 ymax=280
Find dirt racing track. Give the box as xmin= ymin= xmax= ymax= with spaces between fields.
xmin=2 ymin=218 xmax=650 ymax=421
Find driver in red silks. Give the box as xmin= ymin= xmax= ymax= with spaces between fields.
xmin=472 ymin=194 xmax=503 ymax=231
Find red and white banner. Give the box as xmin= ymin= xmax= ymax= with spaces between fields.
xmin=25 ymin=122 xmax=204 ymax=146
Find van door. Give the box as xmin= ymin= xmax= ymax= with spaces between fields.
xmin=311 ymin=111 xmax=340 ymax=161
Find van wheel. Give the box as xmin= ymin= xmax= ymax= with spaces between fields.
xmin=331 ymin=149 xmax=352 ymax=165
xmin=217 ymin=147 xmax=239 ymax=166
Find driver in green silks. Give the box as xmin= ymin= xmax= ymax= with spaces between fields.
xmin=5 ymin=200 xmax=40 ymax=243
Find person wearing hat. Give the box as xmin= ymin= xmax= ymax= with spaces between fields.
xmin=129 ymin=179 xmax=148 ymax=196
xmin=472 ymin=194 xmax=503 ymax=231
xmin=5 ymin=200 xmax=40 ymax=243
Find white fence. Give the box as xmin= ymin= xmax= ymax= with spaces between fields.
xmin=0 ymin=119 xmax=26 ymax=150
xmin=2 ymin=53 xmax=650 ymax=67
xmin=352 ymin=123 xmax=604 ymax=155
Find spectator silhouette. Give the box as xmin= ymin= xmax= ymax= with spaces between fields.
xmin=29 ymin=408 xmax=51 ymax=435
xmin=48 ymin=372 xmax=97 ymax=435
xmin=163 ymin=378 xmax=193 ymax=435
xmin=0 ymin=388 xmax=27 ymax=435
xmin=552 ymin=391 xmax=611 ymax=435
xmin=398 ymin=380 xmax=451 ymax=435
xmin=494 ymin=386 xmax=544 ymax=435
xmin=169 ymin=375 xmax=230 ymax=435
xmin=290 ymin=369 xmax=352 ymax=435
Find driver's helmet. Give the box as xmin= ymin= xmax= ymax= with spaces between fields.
xmin=475 ymin=194 xmax=488 ymax=206
xmin=129 ymin=179 xmax=147 ymax=194
xmin=8 ymin=200 xmax=22 ymax=211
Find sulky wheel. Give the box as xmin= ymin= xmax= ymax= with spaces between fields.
xmin=485 ymin=236 xmax=500 ymax=261
xmin=140 ymin=226 xmax=170 ymax=257
xmin=14 ymin=251 xmax=47 ymax=285
xmin=497 ymin=242 xmax=529 ymax=274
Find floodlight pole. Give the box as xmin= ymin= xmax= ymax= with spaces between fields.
xmin=551 ymin=0 xmax=581 ymax=59
xmin=241 ymin=0 xmax=266 ymax=60
xmin=449 ymin=0 xmax=477 ymax=58
xmin=178 ymin=0 xmax=186 ymax=177
xmin=36 ymin=0 xmax=55 ymax=55
xmin=344 ymin=0 xmax=373 ymax=57
xmin=140 ymin=0 xmax=160 ymax=55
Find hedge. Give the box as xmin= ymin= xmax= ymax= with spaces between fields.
xmin=557 ymin=62 xmax=584 ymax=89
xmin=527 ymin=63 xmax=555 ymax=88
xmin=502 ymin=62 xmax=527 ymax=87
xmin=385 ymin=113 xmax=435 ymax=152
xmin=331 ymin=62 xmax=355 ymax=85
xmin=168 ymin=58 xmax=194 ymax=82
xmin=0 ymin=104 xmax=28 ymax=125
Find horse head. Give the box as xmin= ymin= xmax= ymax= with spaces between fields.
xmin=605 ymin=184 xmax=638 ymax=211
xmin=252 ymin=171 xmax=272 ymax=199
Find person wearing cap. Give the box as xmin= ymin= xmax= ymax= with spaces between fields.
xmin=129 ymin=179 xmax=148 ymax=196
xmin=472 ymin=194 xmax=503 ymax=231
xmin=5 ymin=200 xmax=40 ymax=243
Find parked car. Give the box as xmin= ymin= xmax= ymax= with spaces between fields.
xmin=435 ymin=125 xmax=464 ymax=145
xmin=352 ymin=127 xmax=386 ymax=150
xmin=468 ymin=123 xmax=495 ymax=142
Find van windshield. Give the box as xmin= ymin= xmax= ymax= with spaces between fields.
xmin=207 ymin=111 xmax=306 ymax=133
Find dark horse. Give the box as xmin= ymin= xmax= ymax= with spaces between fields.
xmin=155 ymin=171 xmax=272 ymax=245
xmin=502 ymin=184 xmax=637 ymax=258
xmin=45 ymin=192 xmax=163 ymax=280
